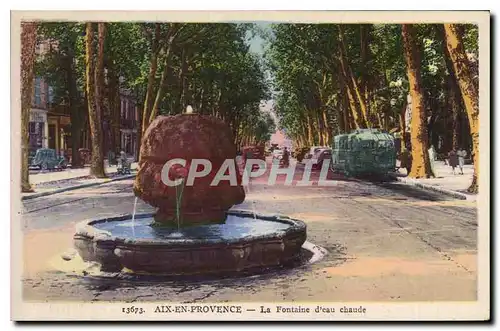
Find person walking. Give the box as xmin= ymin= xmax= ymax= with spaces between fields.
xmin=400 ymin=149 xmax=412 ymax=174
xmin=448 ymin=149 xmax=459 ymax=175
xmin=457 ymin=148 xmax=467 ymax=175
xmin=281 ymin=147 xmax=290 ymax=167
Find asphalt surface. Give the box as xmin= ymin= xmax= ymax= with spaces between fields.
xmin=20 ymin=160 xmax=478 ymax=303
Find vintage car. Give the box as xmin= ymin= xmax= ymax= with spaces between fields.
xmin=294 ymin=146 xmax=310 ymax=162
xmin=303 ymin=145 xmax=328 ymax=164
xmin=117 ymin=151 xmax=132 ymax=175
xmin=330 ymin=129 xmax=396 ymax=177
xmin=310 ymin=147 xmax=333 ymax=170
xmin=30 ymin=148 xmax=67 ymax=171
xmin=28 ymin=150 xmax=37 ymax=166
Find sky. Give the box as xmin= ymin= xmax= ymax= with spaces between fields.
xmin=244 ymin=22 xmax=291 ymax=146
xmin=248 ymin=22 xmax=271 ymax=54
xmin=244 ymin=23 xmax=275 ymax=117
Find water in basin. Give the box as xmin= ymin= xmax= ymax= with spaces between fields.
xmin=93 ymin=214 xmax=291 ymax=241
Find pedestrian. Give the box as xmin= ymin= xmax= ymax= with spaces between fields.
xmin=281 ymin=147 xmax=290 ymax=167
xmin=457 ymin=148 xmax=467 ymax=175
xmin=120 ymin=151 xmax=129 ymax=169
xmin=448 ymin=149 xmax=459 ymax=175
xmin=400 ymin=149 xmax=412 ymax=174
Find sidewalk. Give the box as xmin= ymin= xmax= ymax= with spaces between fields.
xmin=394 ymin=160 xmax=477 ymax=201
xmin=22 ymin=160 xmax=138 ymax=200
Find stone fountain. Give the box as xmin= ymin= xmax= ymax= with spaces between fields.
xmin=73 ymin=111 xmax=307 ymax=276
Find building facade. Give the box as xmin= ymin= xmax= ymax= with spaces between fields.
xmin=29 ymin=40 xmax=69 ymax=158
xmin=28 ymin=78 xmax=140 ymax=162
xmin=29 ymin=77 xmax=49 ymax=153
xmin=29 ymin=75 xmax=71 ymax=158
xmin=119 ymin=91 xmax=139 ymax=159
xmin=29 ymin=39 xmax=140 ymax=162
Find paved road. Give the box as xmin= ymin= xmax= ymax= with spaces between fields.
xmin=20 ymin=161 xmax=478 ymax=303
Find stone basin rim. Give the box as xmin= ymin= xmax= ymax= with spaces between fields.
xmin=74 ymin=210 xmax=307 ymax=246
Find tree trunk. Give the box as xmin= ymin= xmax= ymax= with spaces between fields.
xmin=142 ymin=52 xmax=158 ymax=134
xmin=141 ymin=24 xmax=161 ymax=135
xmin=108 ymin=67 xmax=121 ymax=155
xmin=402 ymin=24 xmax=433 ymax=178
xmin=337 ymin=102 xmax=346 ymax=134
xmin=443 ymin=24 xmax=480 ymax=193
xmin=150 ymin=45 xmax=173 ymax=123
xmin=306 ymin=110 xmax=313 ymax=145
xmin=85 ymin=22 xmax=106 ymax=178
xmin=177 ymin=48 xmax=186 ymax=110
xmin=376 ymin=112 xmax=384 ymax=130
xmin=83 ymin=93 xmax=91 ymax=150
xmin=338 ymin=26 xmax=370 ymax=127
xmin=398 ymin=112 xmax=405 ymax=153
xmin=136 ymin=103 xmax=143 ymax=162
xmin=70 ymin=114 xmax=83 ymax=167
xmin=96 ymin=24 xmax=107 ymax=157
xmin=360 ymin=24 xmax=372 ymax=117
xmin=439 ymin=26 xmax=468 ymax=151
xmin=322 ymin=109 xmax=331 ymax=145
xmin=341 ymin=88 xmax=354 ymax=132
xmin=338 ymin=83 xmax=350 ymax=133
xmin=64 ymin=48 xmax=84 ymax=168
xmin=448 ymin=76 xmax=461 ymax=151
xmin=338 ymin=65 xmax=364 ymax=129
xmin=20 ymin=21 xmax=37 ymax=192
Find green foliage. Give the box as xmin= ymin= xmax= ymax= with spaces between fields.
xmin=36 ymin=22 xmax=85 ymax=104
xmin=463 ymin=24 xmax=478 ymax=56
xmin=264 ymin=22 xmax=477 ymax=150
xmin=35 ymin=22 xmax=272 ymax=145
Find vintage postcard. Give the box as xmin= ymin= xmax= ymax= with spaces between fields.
xmin=11 ymin=10 xmax=490 ymax=321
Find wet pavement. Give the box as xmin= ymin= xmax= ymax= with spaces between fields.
xmin=20 ymin=160 xmax=478 ymax=303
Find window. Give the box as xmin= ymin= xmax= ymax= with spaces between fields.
xmin=121 ymin=99 xmax=125 ymax=118
xmin=48 ymin=86 xmax=54 ymax=103
xmin=359 ymin=140 xmax=374 ymax=149
xmin=29 ymin=122 xmax=36 ymax=134
xmin=378 ymin=140 xmax=393 ymax=148
xmin=130 ymin=103 xmax=135 ymax=121
xmin=128 ymin=102 xmax=133 ymax=120
xmin=35 ymin=42 xmax=41 ymax=55
xmin=34 ymin=78 xmax=42 ymax=107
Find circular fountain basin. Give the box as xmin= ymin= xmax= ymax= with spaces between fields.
xmin=73 ymin=210 xmax=307 ymax=275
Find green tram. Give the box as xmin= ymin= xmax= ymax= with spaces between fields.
xmin=330 ymin=128 xmax=397 ymax=177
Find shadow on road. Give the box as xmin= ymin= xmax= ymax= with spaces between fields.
xmin=373 ymin=182 xmax=451 ymax=202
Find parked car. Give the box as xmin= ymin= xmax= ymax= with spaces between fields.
xmin=28 ymin=150 xmax=36 ymax=166
xmin=303 ymin=146 xmax=328 ymax=163
xmin=311 ymin=148 xmax=332 ymax=169
xmin=117 ymin=151 xmax=131 ymax=175
xmin=30 ymin=148 xmax=67 ymax=171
